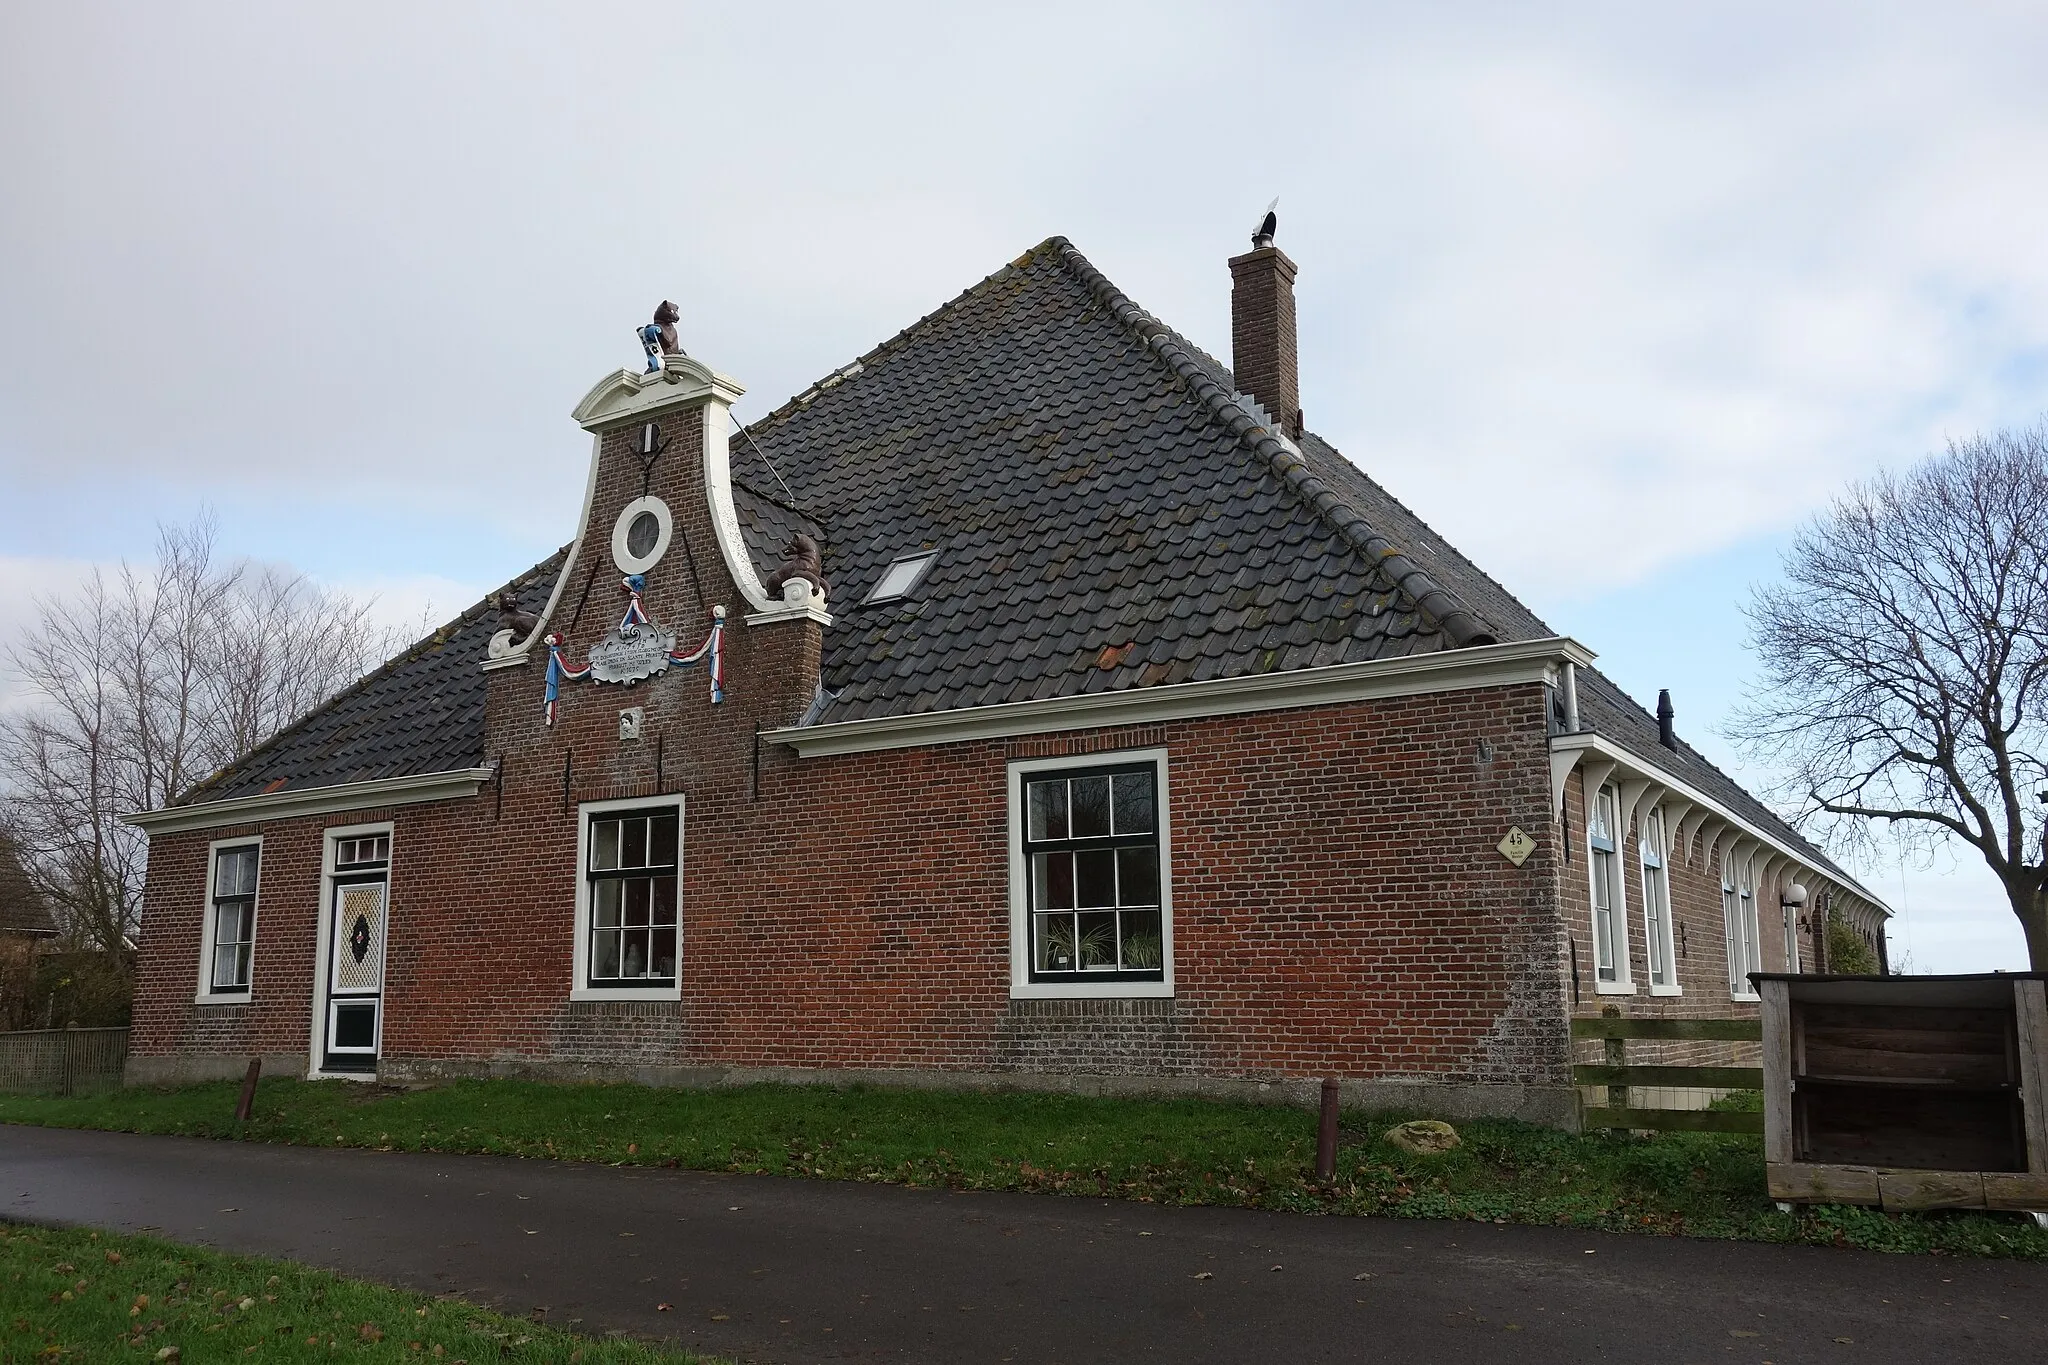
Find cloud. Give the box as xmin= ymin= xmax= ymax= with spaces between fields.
xmin=6 ymin=3 xmax=2043 ymax=601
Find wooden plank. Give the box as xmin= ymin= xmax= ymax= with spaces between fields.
xmin=1581 ymin=1107 xmax=1763 ymax=1134
xmin=1982 ymin=1172 xmax=2048 ymax=1211
xmin=1760 ymin=978 xmax=1794 ymax=1164
xmin=2016 ymin=979 xmax=2048 ymax=1174
xmin=1570 ymin=1017 xmax=1762 ymax=1041
xmin=1878 ymin=1169 xmax=1985 ymax=1212
xmin=1801 ymin=1041 xmax=2013 ymax=1086
xmin=1572 ymin=1065 xmax=1763 ymax=1088
xmin=1767 ymin=1161 xmax=1880 ymax=1205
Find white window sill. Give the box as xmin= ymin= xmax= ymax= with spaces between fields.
xmin=1592 ymin=980 xmax=1637 ymax=995
xmin=194 ymin=991 xmax=251 ymax=1006
xmin=1010 ymin=980 xmax=1174 ymax=1000
xmin=1649 ymin=983 xmax=1684 ymax=997
xmin=1729 ymin=991 xmax=1761 ymax=1003
xmin=571 ymin=985 xmax=682 ymax=1004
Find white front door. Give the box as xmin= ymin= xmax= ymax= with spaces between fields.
xmin=323 ymin=877 xmax=387 ymax=1072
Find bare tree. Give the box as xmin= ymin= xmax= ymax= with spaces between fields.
xmin=0 ymin=515 xmax=391 ymax=956
xmin=1737 ymin=425 xmax=2048 ymax=969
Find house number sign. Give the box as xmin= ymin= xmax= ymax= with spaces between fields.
xmin=1497 ymin=826 xmax=1535 ymax=866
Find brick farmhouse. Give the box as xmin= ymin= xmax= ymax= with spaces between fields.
xmin=127 ymin=229 xmax=1890 ymax=1123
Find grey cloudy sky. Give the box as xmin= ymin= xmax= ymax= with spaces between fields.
xmin=3 ymin=3 xmax=2044 ymax=968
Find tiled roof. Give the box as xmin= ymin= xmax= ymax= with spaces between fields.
xmin=727 ymin=239 xmax=1493 ymax=725
xmin=169 ymin=237 xmax=1865 ymax=897
xmin=176 ymin=553 xmax=563 ymax=804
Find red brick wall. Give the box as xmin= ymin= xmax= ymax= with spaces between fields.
xmin=132 ymin=681 xmax=1573 ymax=1087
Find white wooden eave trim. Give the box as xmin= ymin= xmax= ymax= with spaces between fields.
xmin=765 ymin=637 xmax=1595 ymax=757
xmin=1549 ymin=732 xmax=1891 ymax=917
xmin=124 ymin=768 xmax=495 ymax=836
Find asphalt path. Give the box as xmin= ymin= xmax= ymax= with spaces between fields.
xmin=3 ymin=1126 xmax=2044 ymax=1364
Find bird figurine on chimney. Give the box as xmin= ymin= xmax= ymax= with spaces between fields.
xmin=639 ymin=300 xmax=683 ymax=374
xmin=1252 ymin=197 xmax=1278 ymax=248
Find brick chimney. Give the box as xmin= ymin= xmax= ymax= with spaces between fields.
xmin=1228 ymin=242 xmax=1301 ymax=436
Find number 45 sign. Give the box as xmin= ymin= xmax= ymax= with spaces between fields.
xmin=1497 ymin=826 xmax=1536 ymax=866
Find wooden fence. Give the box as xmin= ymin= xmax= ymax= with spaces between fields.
xmin=1573 ymin=1015 xmax=1763 ymax=1134
xmin=0 ymin=1027 xmax=129 ymax=1095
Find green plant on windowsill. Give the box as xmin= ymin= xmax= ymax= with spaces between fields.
xmin=1040 ymin=918 xmax=1116 ymax=972
xmin=1120 ymin=931 xmax=1162 ymax=970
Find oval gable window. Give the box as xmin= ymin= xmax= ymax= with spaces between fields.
xmin=611 ymin=496 xmax=673 ymax=574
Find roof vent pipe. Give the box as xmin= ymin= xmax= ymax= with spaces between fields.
xmin=1656 ymin=689 xmax=1677 ymax=751
xmin=1560 ymin=661 xmax=1580 ymax=733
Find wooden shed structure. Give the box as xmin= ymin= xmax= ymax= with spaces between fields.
xmin=1755 ymin=972 xmax=2048 ymax=1219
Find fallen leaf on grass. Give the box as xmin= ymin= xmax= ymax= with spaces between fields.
xmin=1353 ymin=1273 xmax=1373 ymax=1281
xmin=656 ymin=1303 xmax=672 ymax=1312
xmin=1191 ymin=1273 xmax=1213 ymax=1280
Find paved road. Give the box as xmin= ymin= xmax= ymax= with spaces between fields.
xmin=3 ymin=1126 xmax=2044 ymax=1364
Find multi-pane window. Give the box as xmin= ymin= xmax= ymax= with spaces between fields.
xmin=208 ymin=844 xmax=259 ymax=993
xmin=1023 ymin=764 xmax=1163 ymax=981
xmin=1587 ymin=785 xmax=1626 ymax=984
xmin=586 ymin=808 xmax=679 ymax=986
xmin=335 ymin=834 xmax=389 ymax=869
xmin=1724 ymin=861 xmax=1762 ymax=998
xmin=1640 ymin=808 xmax=1677 ymax=991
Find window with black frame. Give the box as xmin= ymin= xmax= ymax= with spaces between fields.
xmin=1023 ymin=763 xmax=1163 ymax=981
xmin=207 ymin=844 xmax=259 ymax=993
xmin=586 ymin=807 xmax=680 ymax=987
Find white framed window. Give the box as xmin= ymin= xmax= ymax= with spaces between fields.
xmin=572 ymin=794 xmax=683 ymax=1002
xmin=1008 ymin=749 xmax=1172 ymax=999
xmin=1724 ymin=855 xmax=1762 ymax=1000
xmin=1586 ymin=784 xmax=1632 ymax=992
xmin=196 ymin=837 xmax=261 ymax=1003
xmin=1640 ymin=807 xmax=1679 ymax=995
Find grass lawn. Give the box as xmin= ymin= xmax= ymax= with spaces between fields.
xmin=3 ymin=1077 xmax=2045 ymax=1261
xmin=0 ymin=1220 xmax=716 ymax=1362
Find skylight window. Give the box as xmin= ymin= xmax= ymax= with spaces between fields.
xmin=865 ymin=552 xmax=937 ymax=604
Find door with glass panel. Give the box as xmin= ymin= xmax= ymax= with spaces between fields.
xmin=323 ymin=833 xmax=390 ymax=1072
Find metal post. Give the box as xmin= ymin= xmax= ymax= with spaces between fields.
xmin=234 ymin=1057 xmax=262 ymax=1123
xmin=1315 ymin=1077 xmax=1340 ymax=1181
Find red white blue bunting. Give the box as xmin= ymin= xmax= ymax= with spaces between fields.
xmin=666 ymin=604 xmax=726 ymax=704
xmin=540 ymin=591 xmax=727 ymax=726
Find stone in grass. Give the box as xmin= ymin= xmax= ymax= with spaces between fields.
xmin=1384 ymin=1120 xmax=1461 ymax=1156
